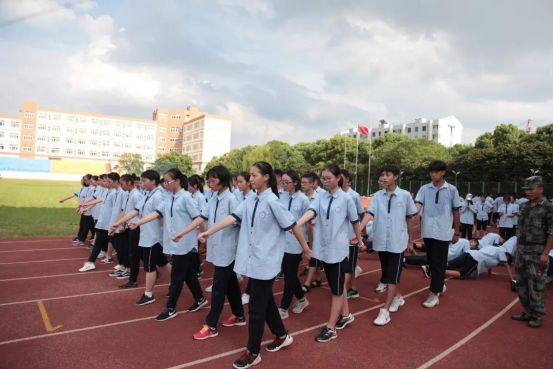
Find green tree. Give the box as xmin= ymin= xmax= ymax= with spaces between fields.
xmin=203 ymin=146 xmax=254 ymax=175
xmin=371 ymin=133 xmax=409 ymax=150
xmin=242 ymin=141 xmax=306 ymax=171
xmin=117 ymin=152 xmax=144 ymax=175
xmin=492 ymin=124 xmax=526 ymax=147
xmin=474 ymin=132 xmax=493 ymax=149
xmin=151 ymin=152 xmax=193 ymax=174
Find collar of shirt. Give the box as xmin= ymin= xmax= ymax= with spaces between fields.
xmin=172 ymin=188 xmax=185 ymax=199
xmin=382 ymin=186 xmax=400 ymax=198
xmin=256 ymin=188 xmax=273 ymax=201
xmin=327 ymin=188 xmax=343 ymax=199
xmin=429 ymin=181 xmax=450 ymax=191
xmin=217 ymin=188 xmax=231 ymax=200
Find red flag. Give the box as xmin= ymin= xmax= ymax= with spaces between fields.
xmin=357 ymin=124 xmax=369 ymax=136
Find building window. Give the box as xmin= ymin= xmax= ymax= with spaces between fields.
xmin=65 ymin=148 xmax=74 ymax=155
xmin=77 ymin=149 xmax=85 ymax=155
xmin=66 ymin=137 xmax=73 ymax=144
xmin=79 ymin=117 xmax=88 ymax=123
xmin=170 ymin=127 xmax=181 ymax=133
xmin=8 ymin=144 xmax=18 ymax=151
xmin=37 ymin=124 xmax=47 ymax=130
xmin=415 ymin=127 xmax=419 ymax=132
xmin=158 ymin=113 xmax=167 ymax=119
xmin=52 ymin=126 xmax=61 ymax=132
xmin=114 ymin=131 xmax=122 ymax=137
xmin=23 ymin=123 xmax=34 ymax=129
xmin=50 ymin=147 xmax=60 ymax=154
xmin=136 ymin=134 xmax=143 ymax=140
xmin=38 ymin=112 xmax=48 ymax=119
xmin=158 ymin=147 xmax=165 ymax=152
xmin=37 ymin=136 xmax=46 ymax=142
xmin=91 ymin=129 xmax=99 ymax=135
xmin=102 ymin=130 xmax=110 ymax=136
xmin=101 ymin=151 xmax=110 ymax=157
xmin=23 ymin=135 xmax=33 ymax=141
xmin=432 ymin=134 xmax=438 ymax=139
xmin=171 ymin=115 xmax=181 ymax=120
xmin=52 ymin=114 xmax=61 ymax=121
xmin=159 ymin=127 xmax=166 ymax=132
xmin=36 ymin=146 xmax=47 ymax=153
xmin=89 ymin=151 xmax=97 ymax=157
xmin=77 ymin=138 xmax=86 ymax=145
xmin=422 ymin=126 xmax=426 ymax=132
xmin=9 ymin=132 xmax=19 ymax=139
xmin=51 ymin=136 xmax=60 ymax=143
xmin=66 ymin=115 xmax=75 ymax=122
xmin=407 ymin=128 xmax=411 ymax=133
xmin=22 ymin=146 xmax=32 ymax=152
xmin=66 ymin=127 xmax=74 ymax=134
xmin=24 ymin=112 xmax=35 ymax=118
xmin=10 ymin=121 xmax=20 ymax=128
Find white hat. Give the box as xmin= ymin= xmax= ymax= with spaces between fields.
xmin=465 ymin=193 xmax=473 ymax=200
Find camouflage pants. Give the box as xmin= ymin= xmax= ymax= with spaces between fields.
xmin=515 ymin=251 xmax=548 ymax=317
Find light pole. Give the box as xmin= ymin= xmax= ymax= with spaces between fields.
xmin=452 ymin=170 xmax=461 ymax=187
xmin=399 ymin=171 xmax=404 ymax=186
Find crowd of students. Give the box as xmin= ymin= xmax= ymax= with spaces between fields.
xmin=63 ymin=160 xmax=552 ymax=369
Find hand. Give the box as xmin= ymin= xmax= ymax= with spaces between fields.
xmin=198 ymin=231 xmax=209 ymax=243
xmin=358 ymin=240 xmax=366 ymax=252
xmin=407 ymin=242 xmax=415 ymax=254
xmin=310 ymin=218 xmax=317 ymax=226
xmin=172 ymin=234 xmax=182 ymax=242
xmin=303 ymin=248 xmax=313 ymax=260
xmin=540 ymin=253 xmax=549 ymax=269
xmin=108 ymin=227 xmax=116 ymax=237
xmin=128 ymin=222 xmax=138 ymax=230
xmin=349 ymin=236 xmax=358 ymax=245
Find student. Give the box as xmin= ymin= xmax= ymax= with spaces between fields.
xmin=110 ymin=170 xmax=171 ymax=306
xmin=188 ymin=174 xmax=206 ymax=278
xmin=498 ymin=194 xmax=519 ymax=240
xmin=234 ymin=171 xmax=255 ymax=304
xmin=460 ymin=194 xmax=476 ymax=239
xmin=198 ymin=162 xmax=311 ymax=369
xmin=278 ymin=170 xmax=310 ymax=319
xmin=492 ymin=194 xmax=504 ymax=227
xmin=475 ymin=194 xmax=492 ymax=239
xmin=360 ymin=165 xmax=417 ymax=325
xmin=78 ymin=172 xmax=120 ymax=271
xmin=414 ymin=160 xmax=461 ymax=308
xmin=109 ymin=174 xmax=134 ymax=279
xmin=91 ymin=174 xmax=109 ymax=256
xmin=339 ymin=169 xmax=365 ymax=299
xmin=172 ymin=165 xmax=244 ymax=339
xmin=296 ymin=164 xmax=362 ymax=343
xmin=61 ymin=174 xmax=91 ymax=245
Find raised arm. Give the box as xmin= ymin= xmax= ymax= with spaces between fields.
xmin=296 ymin=209 xmax=316 ymax=228
xmin=198 ymin=215 xmax=236 ymax=243
xmin=172 ymin=216 xmax=205 ymax=242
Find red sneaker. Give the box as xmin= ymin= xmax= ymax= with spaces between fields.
xmin=233 ymin=351 xmax=261 ymax=368
xmin=192 ymin=325 xmax=218 ymax=340
xmin=222 ymin=314 xmax=246 ymax=327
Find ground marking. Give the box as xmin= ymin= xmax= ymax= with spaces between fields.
xmin=37 ymin=300 xmax=63 ymax=332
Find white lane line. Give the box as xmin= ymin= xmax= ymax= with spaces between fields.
xmin=0 ymin=247 xmax=86 ymax=253
xmin=0 ymin=270 xmax=110 ymax=282
xmin=0 ymin=257 xmax=85 ymax=265
xmin=0 ymin=238 xmax=72 ymax=244
xmin=416 ymin=297 xmax=519 ymax=369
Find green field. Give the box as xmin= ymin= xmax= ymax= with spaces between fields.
xmin=0 ymin=179 xmax=82 ymax=238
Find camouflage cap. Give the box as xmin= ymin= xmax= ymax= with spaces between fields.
xmin=522 ymin=176 xmax=543 ymax=189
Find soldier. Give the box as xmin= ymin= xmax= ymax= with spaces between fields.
xmin=511 ymin=176 xmax=553 ymax=328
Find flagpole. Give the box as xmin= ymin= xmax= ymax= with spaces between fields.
xmin=355 ymin=128 xmax=359 ymax=191
xmin=367 ymin=129 xmax=372 ymax=195
xmin=343 ymin=132 xmax=347 ymax=170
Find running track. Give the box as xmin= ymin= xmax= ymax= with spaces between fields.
xmin=0 ymin=233 xmax=551 ymax=369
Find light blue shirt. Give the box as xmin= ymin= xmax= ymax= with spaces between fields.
xmin=368 ymin=187 xmax=417 ymax=253
xmin=279 ymin=191 xmax=310 ymax=254
xmin=468 ymin=245 xmax=508 ymax=275
xmin=415 ymin=181 xmax=461 ymax=241
xmin=124 ymin=188 xmax=142 ymax=223
xmin=201 ymin=188 xmax=240 ymax=267
xmin=309 ymin=188 xmax=359 ymax=263
xmin=448 ymin=238 xmax=471 ymax=260
xmin=134 ymin=187 xmax=164 ymax=248
xmin=108 ymin=188 xmax=124 ymax=234
xmin=155 ymin=189 xmax=200 ymax=255
xmin=236 ymin=189 xmax=256 ymax=203
xmin=192 ymin=191 xmax=206 ymax=211
xmin=91 ymin=186 xmax=107 ymax=220
xmin=480 ymin=232 xmax=501 ymax=246
xmin=498 ymin=203 xmax=519 ymax=228
xmin=476 ymin=202 xmax=492 ymax=221
xmin=346 ymin=187 xmax=365 ymax=239
xmin=95 ymin=188 xmax=115 ymax=230
xmin=231 ymin=188 xmax=296 ymax=280
xmin=460 ymin=200 xmax=476 ymax=225
xmin=84 ymin=186 xmax=96 ymax=216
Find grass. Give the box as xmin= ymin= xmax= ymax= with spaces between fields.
xmin=0 ymin=179 xmax=82 ymax=238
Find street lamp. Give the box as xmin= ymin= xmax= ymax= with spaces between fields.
xmin=530 ymin=169 xmax=540 ymax=176
xmin=399 ymin=171 xmax=404 ymax=186
xmin=452 ymin=170 xmax=461 ymax=187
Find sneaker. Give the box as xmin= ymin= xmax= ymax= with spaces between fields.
xmin=108 ymin=270 xmax=123 ymax=277
xmin=136 ymin=294 xmax=155 ymax=305
xmin=278 ymin=308 xmax=289 ymax=320
xmin=205 ymin=284 xmax=213 ymax=293
xmin=354 ymin=265 xmax=363 ymax=278
xmin=119 ymin=281 xmax=137 ymax=289
xmin=78 ymin=262 xmax=96 ymax=272
xmin=186 ymin=297 xmax=208 ymax=312
xmin=315 ymin=326 xmax=337 ymax=343
xmin=196 ymin=269 xmax=203 ymax=279
xmin=222 ymin=315 xmax=247 ymax=327
xmin=155 ymin=307 xmax=177 ymax=321
xmin=241 ymin=293 xmax=250 ymax=305
xmin=116 ymin=271 xmax=130 ymax=280
xmin=336 ymin=313 xmax=355 ymax=330
xmin=422 ymin=293 xmax=439 ymax=308
xmin=347 ymin=289 xmax=359 ymax=299
xmin=421 ymin=265 xmax=431 ymax=279
xmin=265 ymin=334 xmax=293 ymax=352
xmin=72 ymin=237 xmax=79 ymax=243
xmin=233 ymin=351 xmax=261 ymax=369
xmin=374 ymin=282 xmax=387 ymax=293
xmin=511 ymin=312 xmax=532 ymax=321
xmin=373 ymin=308 xmax=391 ymax=326
xmin=76 ymin=241 xmax=85 ymax=246
xmin=193 ymin=325 xmax=219 ymax=340
xmin=389 ymin=295 xmax=405 ymax=313
xmin=98 ymin=251 xmax=106 ymax=259
xmin=528 ymin=316 xmax=543 ymax=328
xmin=100 ymin=256 xmax=113 ymax=264
xmin=113 ymin=264 xmax=121 ymax=270
xmin=292 ymin=297 xmax=309 ymax=314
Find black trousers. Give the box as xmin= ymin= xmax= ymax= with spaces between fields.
xmin=424 ymin=238 xmax=449 ymax=294
xmin=460 ymin=223 xmax=473 ymax=239
xmin=247 ymin=278 xmax=287 ymax=355
xmin=280 ymin=252 xmax=304 ymax=310
xmin=118 ymin=229 xmax=130 ymax=267
xmin=88 ymin=229 xmax=109 ymax=263
xmin=206 ymin=262 xmax=243 ymax=327
xmin=499 ymin=227 xmax=516 ymax=241
xmin=77 ymin=215 xmax=95 ymax=242
xmin=167 ymin=252 xmax=204 ymax=309
xmin=128 ymin=228 xmax=141 ymax=283
xmin=404 ymin=255 xmax=429 ymax=266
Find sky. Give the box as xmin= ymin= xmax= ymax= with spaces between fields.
xmin=0 ymin=0 xmax=552 ymax=148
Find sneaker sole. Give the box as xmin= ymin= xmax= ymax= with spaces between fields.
xmin=265 ymin=335 xmax=293 ymax=352
xmin=373 ymin=318 xmax=391 ymax=326
xmin=347 ymin=294 xmax=360 ymax=299
xmin=232 ymin=355 xmax=261 ymax=369
xmin=222 ymin=321 xmax=247 ymax=327
xmin=193 ymin=332 xmax=219 ymax=340
xmin=116 ymin=275 xmax=130 ymax=280
xmin=137 ymin=298 xmax=156 ymax=306
xmin=315 ymin=334 xmax=337 ymax=343
xmin=78 ymin=266 xmax=96 ymax=272
xmin=155 ymin=312 xmax=177 ymax=322
xmin=423 ymin=301 xmax=439 ymax=308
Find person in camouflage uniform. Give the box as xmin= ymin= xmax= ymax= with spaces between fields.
xmin=511 ymin=176 xmax=553 ymax=328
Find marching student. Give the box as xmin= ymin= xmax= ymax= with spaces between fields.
xmin=60 ymin=174 xmax=91 ymax=246
xmin=172 ymin=165 xmax=245 ymax=339
xmin=78 ymin=172 xmax=120 ymax=271
xmin=109 ymin=174 xmax=134 ymax=279
xmin=498 ymin=194 xmax=519 ymax=240
xmin=475 ymin=194 xmax=492 ymax=239
xmin=460 ymin=194 xmax=477 ymax=239
xmin=110 ymin=170 xmax=171 ymax=306
xmin=198 ymin=161 xmax=311 ymax=369
xmin=296 ymin=164 xmax=363 ymax=343
xmin=360 ymin=165 xmax=417 ymax=326
xmin=278 ymin=170 xmax=310 ymax=319
xmin=188 ymin=174 xmax=206 ymax=277
xmin=415 ymin=160 xmax=461 ymax=308
xmin=340 ymin=169 xmax=365 ymax=299
xmin=234 ymin=171 xmax=255 ymax=304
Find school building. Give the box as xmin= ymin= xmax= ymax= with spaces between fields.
xmin=0 ymin=101 xmax=232 ymax=178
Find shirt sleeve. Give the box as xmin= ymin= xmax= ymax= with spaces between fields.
xmin=451 ymin=187 xmax=461 ymax=209
xmin=354 ymin=194 xmax=364 ymax=215
xmin=151 ymin=192 xmax=164 ymax=215
xmin=134 ymin=196 xmax=145 ymax=213
xmin=415 ymin=186 xmax=425 ymax=205
xmin=185 ymin=196 xmax=201 ymax=219
xmin=367 ymin=195 xmax=377 ymax=217
xmin=269 ymin=199 xmax=296 ymax=231
xmin=547 ymin=203 xmax=553 ymax=236
xmin=155 ymin=198 xmax=166 ymax=217
xmin=406 ymin=192 xmax=418 ymax=217
xmin=346 ymin=196 xmax=359 ymax=224
xmin=231 ymin=199 xmax=245 ymax=222
xmin=200 ymin=200 xmax=209 ymax=220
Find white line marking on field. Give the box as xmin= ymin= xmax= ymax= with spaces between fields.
xmin=0 ymin=238 xmax=72 ymax=244
xmin=0 ymin=257 xmax=85 ymax=265
xmin=0 ymin=247 xmax=86 ymax=253
xmin=0 ymin=270 xmax=108 ymax=282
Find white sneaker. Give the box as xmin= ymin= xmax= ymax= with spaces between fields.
xmin=389 ymin=295 xmax=405 ymax=313
xmin=79 ymin=262 xmax=96 ymax=272
xmin=374 ymin=282 xmax=387 ymax=293
xmin=354 ymin=265 xmax=363 ymax=278
xmin=205 ymin=284 xmax=213 ymax=293
xmin=441 ymin=284 xmax=447 ymax=295
xmin=241 ymin=293 xmax=250 ymax=305
xmin=98 ymin=251 xmax=106 ymax=259
xmin=292 ymin=297 xmax=309 ymax=314
xmin=423 ymin=293 xmax=439 ymax=308
xmin=373 ymin=308 xmax=391 ymax=326
xmin=278 ymin=308 xmax=289 ymax=320
xmin=113 ymin=264 xmax=121 ymax=270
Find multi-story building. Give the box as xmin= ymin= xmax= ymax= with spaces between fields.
xmin=0 ymin=101 xmax=232 ymax=175
xmin=340 ymin=115 xmax=463 ymax=147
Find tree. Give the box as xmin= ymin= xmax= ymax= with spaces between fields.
xmin=242 ymin=141 xmax=306 ymax=171
xmin=474 ymin=132 xmax=493 ymax=149
xmin=151 ymin=152 xmax=193 ymax=175
xmin=203 ymin=146 xmax=254 ymax=175
xmin=118 ymin=153 xmax=144 ymax=175
xmin=371 ymin=133 xmax=409 ymax=150
xmin=492 ymin=124 xmax=526 ymax=147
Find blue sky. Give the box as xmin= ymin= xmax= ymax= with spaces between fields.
xmin=1 ymin=0 xmax=552 ymax=147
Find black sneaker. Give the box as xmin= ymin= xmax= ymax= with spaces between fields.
xmin=315 ymin=326 xmax=337 ymax=342
xmin=119 ymin=281 xmax=138 ymax=289
xmin=233 ymin=351 xmax=261 ymax=369
xmin=155 ymin=307 xmax=177 ymax=321
xmin=186 ymin=297 xmax=207 ymax=312
xmin=336 ymin=313 xmax=355 ymax=330
xmin=265 ymin=334 xmax=293 ymax=352
xmin=136 ymin=294 xmax=155 ymax=305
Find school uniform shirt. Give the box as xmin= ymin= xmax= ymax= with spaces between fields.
xmin=366 ymin=220 xmax=374 ymax=241
xmin=467 ymin=245 xmax=508 ymax=276
xmin=91 ymin=187 xmax=107 ymax=220
xmin=192 ymin=191 xmax=206 ymax=212
xmin=231 ymin=188 xmax=296 ymax=280
xmin=415 ymin=181 xmax=461 ymax=241
xmin=84 ymin=186 xmax=97 ymax=217
xmin=315 ymin=187 xmax=326 ymax=195
xmin=501 ymin=236 xmax=517 ymax=255
xmin=346 ymin=188 xmax=365 ymax=238
xmin=485 ymin=196 xmax=494 ymax=209
xmin=480 ymin=232 xmax=501 ymax=246
xmin=75 ymin=186 xmax=89 ymax=205
xmin=476 ymin=202 xmax=492 ymax=221
xmin=155 ymin=188 xmax=200 ymax=255
xmin=95 ymin=188 xmax=116 ymax=231
xmin=204 ymin=189 xmax=215 ymax=202
xmin=309 ymin=188 xmax=360 ymax=264
xmin=368 ymin=187 xmax=417 ymax=253
xmin=232 ymin=187 xmax=242 ymax=202
xmin=448 ymin=238 xmax=471 ymax=260
xmin=134 ymin=187 xmax=164 ymax=248
xmin=460 ymin=200 xmax=477 ymax=225
xmin=498 ymin=203 xmax=519 ymax=228
xmin=108 ymin=187 xmax=124 ymax=234
xmin=279 ymin=191 xmax=310 ymax=254
xmin=493 ymin=196 xmax=504 ymax=213
xmin=201 ymin=188 xmax=240 ymax=267
xmin=124 ymin=188 xmax=142 ymax=223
